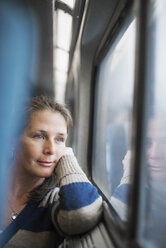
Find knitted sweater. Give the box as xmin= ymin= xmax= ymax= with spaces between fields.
xmin=0 ymin=155 xmax=103 ymax=248
xmin=110 ymin=155 xmax=131 ymax=221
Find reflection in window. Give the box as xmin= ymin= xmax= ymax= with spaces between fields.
xmin=92 ymin=17 xmax=136 ymax=220
xmin=138 ymin=1 xmax=166 ymax=247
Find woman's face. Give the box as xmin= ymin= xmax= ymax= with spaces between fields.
xmin=146 ymin=118 xmax=166 ymax=180
xmin=15 ymin=110 xmax=68 ymax=178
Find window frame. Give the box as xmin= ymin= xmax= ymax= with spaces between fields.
xmin=89 ymin=0 xmax=150 ymax=247
xmin=92 ymin=10 xmax=136 ymax=212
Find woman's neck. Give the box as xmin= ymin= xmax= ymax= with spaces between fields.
xmin=9 ymin=166 xmax=44 ymax=203
xmin=1 ymin=166 xmax=44 ymax=230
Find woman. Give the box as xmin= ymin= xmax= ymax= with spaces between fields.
xmin=0 ymin=95 xmax=103 ymax=247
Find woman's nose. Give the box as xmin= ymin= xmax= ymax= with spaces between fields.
xmin=43 ymin=140 xmax=56 ymax=155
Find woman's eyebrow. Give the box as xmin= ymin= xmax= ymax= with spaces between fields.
xmin=57 ymin=132 xmax=67 ymax=137
xmin=29 ymin=130 xmax=47 ymax=136
xmin=38 ymin=130 xmax=67 ymax=137
xmin=37 ymin=130 xmax=47 ymax=134
xmin=30 ymin=129 xmax=67 ymax=137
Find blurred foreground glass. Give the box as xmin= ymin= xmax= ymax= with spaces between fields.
xmin=0 ymin=0 xmax=39 ymax=228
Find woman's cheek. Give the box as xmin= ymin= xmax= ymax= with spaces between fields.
xmin=22 ymin=141 xmax=40 ymax=158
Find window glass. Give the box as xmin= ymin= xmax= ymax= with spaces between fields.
xmin=138 ymin=1 xmax=166 ymax=247
xmin=92 ymin=16 xmax=136 ymax=221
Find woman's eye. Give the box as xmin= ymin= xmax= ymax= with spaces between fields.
xmin=146 ymin=138 xmax=152 ymax=148
xmin=56 ymin=137 xmax=64 ymax=143
xmin=33 ymin=134 xmax=44 ymax=139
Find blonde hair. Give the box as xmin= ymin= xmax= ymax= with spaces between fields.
xmin=26 ymin=95 xmax=72 ymax=132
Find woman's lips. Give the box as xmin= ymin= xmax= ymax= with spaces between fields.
xmin=148 ymin=160 xmax=164 ymax=171
xmin=37 ymin=160 xmax=53 ymax=167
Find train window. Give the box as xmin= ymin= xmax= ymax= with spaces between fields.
xmin=53 ymin=4 xmax=73 ymax=103
xmin=92 ymin=15 xmax=136 ymax=221
xmin=137 ymin=1 xmax=166 ymax=247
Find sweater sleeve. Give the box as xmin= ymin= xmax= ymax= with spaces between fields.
xmin=51 ymin=154 xmax=103 ymax=236
xmin=110 ymin=151 xmax=132 ymax=221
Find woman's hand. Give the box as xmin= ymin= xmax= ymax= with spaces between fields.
xmin=120 ymin=150 xmax=132 ymax=184
xmin=122 ymin=150 xmax=131 ymax=173
xmin=56 ymin=147 xmax=74 ymax=163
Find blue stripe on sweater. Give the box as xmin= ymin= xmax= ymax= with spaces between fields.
xmin=59 ymin=182 xmax=100 ymax=210
xmin=0 ymin=203 xmax=56 ymax=247
xmin=112 ymin=184 xmax=130 ymax=204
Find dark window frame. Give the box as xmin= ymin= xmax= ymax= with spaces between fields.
xmin=90 ymin=0 xmax=149 ymax=247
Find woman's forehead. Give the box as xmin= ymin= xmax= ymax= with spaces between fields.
xmin=27 ymin=110 xmax=67 ymax=130
xmin=148 ymin=118 xmax=166 ymax=137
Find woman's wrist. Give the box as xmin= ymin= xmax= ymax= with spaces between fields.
xmin=54 ymin=154 xmax=89 ymax=186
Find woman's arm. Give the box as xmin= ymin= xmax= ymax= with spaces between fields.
xmin=51 ymin=153 xmax=103 ymax=236
xmin=110 ymin=150 xmax=132 ymax=220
